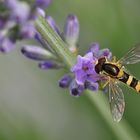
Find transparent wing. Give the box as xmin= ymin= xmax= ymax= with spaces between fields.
xmin=108 ymin=80 xmax=125 ymax=122
xmin=118 ymin=43 xmax=140 ymax=65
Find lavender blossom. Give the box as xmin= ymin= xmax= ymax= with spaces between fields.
xmin=21 ymin=45 xmax=55 ymax=61
xmin=64 ymin=14 xmax=79 ymax=53
xmin=87 ymin=42 xmax=112 ymax=59
xmin=10 ymin=1 xmax=30 ymax=24
xmin=0 ymin=0 xmax=52 ymax=54
xmin=58 ymin=74 xmax=73 ymax=88
xmin=39 ymin=60 xmax=63 ymax=70
xmin=0 ymin=38 xmax=15 ymax=53
xmin=71 ymin=52 xmax=99 ymax=85
xmin=4 ymin=0 xmax=17 ymax=9
xmin=36 ymin=8 xmax=46 ymax=17
xmin=35 ymin=0 xmax=52 ymax=8
xmin=69 ymin=80 xmax=84 ymax=97
xmin=64 ymin=14 xmax=79 ymax=46
xmin=20 ymin=22 xmax=36 ymax=39
xmin=85 ymin=81 xmax=99 ymax=91
xmin=46 ymin=16 xmax=60 ymax=35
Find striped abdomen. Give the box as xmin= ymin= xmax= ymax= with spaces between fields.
xmin=119 ymin=71 xmax=140 ymax=92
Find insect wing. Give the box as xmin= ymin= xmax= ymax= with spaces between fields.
xmin=109 ymin=81 xmax=125 ymax=122
xmin=118 ymin=43 xmax=140 ymax=65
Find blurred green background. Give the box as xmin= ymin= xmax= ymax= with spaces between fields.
xmin=0 ymin=0 xmax=140 ymax=139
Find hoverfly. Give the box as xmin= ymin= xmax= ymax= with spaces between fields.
xmin=95 ymin=44 xmax=140 ymax=122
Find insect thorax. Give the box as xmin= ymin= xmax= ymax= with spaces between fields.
xmin=95 ymin=57 xmax=121 ymax=78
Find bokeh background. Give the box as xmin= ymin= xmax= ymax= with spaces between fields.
xmin=0 ymin=0 xmax=140 ymax=139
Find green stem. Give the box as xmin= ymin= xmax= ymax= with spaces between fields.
xmin=35 ymin=16 xmax=139 ymax=140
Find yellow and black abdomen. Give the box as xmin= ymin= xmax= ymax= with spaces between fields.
xmin=101 ymin=63 xmax=140 ymax=92
xmin=119 ymin=71 xmax=140 ymax=92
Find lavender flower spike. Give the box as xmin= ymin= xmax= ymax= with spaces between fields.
xmin=21 ymin=45 xmax=56 ymax=61
xmin=64 ymin=14 xmax=79 ymax=52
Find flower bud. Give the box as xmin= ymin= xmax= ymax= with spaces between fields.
xmin=85 ymin=81 xmax=99 ymax=91
xmin=46 ymin=16 xmax=60 ymax=35
xmin=69 ymin=80 xmax=84 ymax=97
xmin=64 ymin=14 xmax=79 ymax=46
xmin=21 ymin=45 xmax=55 ymax=60
xmin=39 ymin=60 xmax=62 ymax=70
xmin=36 ymin=8 xmax=45 ymax=17
xmin=0 ymin=38 xmax=15 ymax=53
xmin=58 ymin=74 xmax=73 ymax=88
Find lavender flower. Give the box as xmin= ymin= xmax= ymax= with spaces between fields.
xmin=20 ymin=22 xmax=36 ymax=39
xmin=71 ymin=52 xmax=99 ymax=85
xmin=58 ymin=74 xmax=73 ymax=88
xmin=69 ymin=80 xmax=84 ymax=97
xmin=87 ymin=42 xmax=112 ymax=59
xmin=39 ymin=60 xmax=63 ymax=70
xmin=0 ymin=37 xmax=15 ymax=53
xmin=35 ymin=0 xmax=52 ymax=8
xmin=64 ymin=14 xmax=79 ymax=53
xmin=21 ymin=45 xmax=56 ymax=61
xmin=46 ymin=16 xmax=60 ymax=35
xmin=18 ymin=9 xmax=111 ymax=96
xmin=10 ymin=1 xmax=30 ymax=24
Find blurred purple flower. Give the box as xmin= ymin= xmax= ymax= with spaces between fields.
xmin=36 ymin=8 xmax=46 ymax=17
xmin=10 ymin=1 xmax=30 ymax=24
xmin=35 ymin=0 xmax=52 ymax=8
xmin=0 ymin=0 xmax=52 ymax=54
xmin=0 ymin=38 xmax=15 ymax=53
xmin=20 ymin=22 xmax=36 ymax=38
xmin=4 ymin=0 xmax=17 ymax=9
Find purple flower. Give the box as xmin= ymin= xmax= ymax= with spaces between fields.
xmin=69 ymin=80 xmax=84 ymax=97
xmin=71 ymin=52 xmax=99 ymax=85
xmin=4 ymin=0 xmax=17 ymax=9
xmin=21 ymin=45 xmax=54 ymax=61
xmin=20 ymin=22 xmax=36 ymax=38
xmin=35 ymin=0 xmax=52 ymax=8
xmin=39 ymin=60 xmax=63 ymax=70
xmin=85 ymin=81 xmax=99 ymax=91
xmin=87 ymin=42 xmax=112 ymax=59
xmin=10 ymin=1 xmax=30 ymax=24
xmin=46 ymin=16 xmax=60 ymax=35
xmin=0 ymin=15 xmax=8 ymax=29
xmin=64 ymin=14 xmax=79 ymax=46
xmin=58 ymin=74 xmax=73 ymax=88
xmin=0 ymin=38 xmax=15 ymax=53
xmin=36 ymin=8 xmax=46 ymax=17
